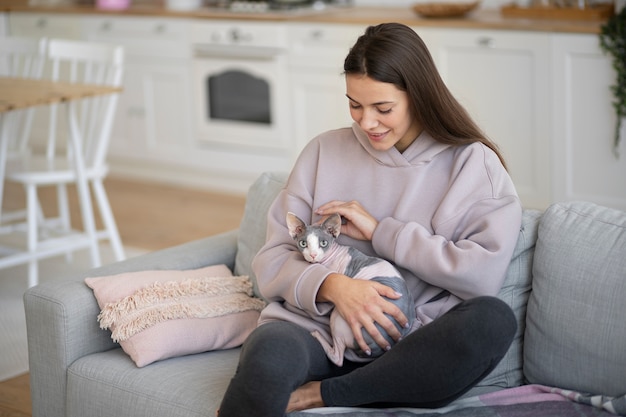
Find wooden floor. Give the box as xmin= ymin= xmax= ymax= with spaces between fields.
xmin=0 ymin=176 xmax=247 ymax=417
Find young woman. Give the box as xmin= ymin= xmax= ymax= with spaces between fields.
xmin=218 ymin=22 xmax=522 ymax=417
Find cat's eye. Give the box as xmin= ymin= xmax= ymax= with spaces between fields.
xmin=320 ymin=240 xmax=328 ymax=248
xmin=298 ymin=241 xmax=307 ymax=248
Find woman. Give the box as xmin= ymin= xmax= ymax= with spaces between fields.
xmin=218 ymin=22 xmax=521 ymax=416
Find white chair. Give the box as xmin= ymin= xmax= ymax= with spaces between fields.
xmin=2 ymin=38 xmax=126 ymax=287
xmin=0 ymin=37 xmax=47 ymax=226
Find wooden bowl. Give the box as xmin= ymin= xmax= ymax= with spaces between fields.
xmin=412 ymin=1 xmax=480 ymax=18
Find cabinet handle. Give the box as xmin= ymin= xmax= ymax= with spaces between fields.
xmin=310 ymin=30 xmax=324 ymax=40
xmin=100 ymin=21 xmax=112 ymax=31
xmin=155 ymin=23 xmax=166 ymax=34
xmin=229 ymin=28 xmax=253 ymax=43
xmin=128 ymin=107 xmax=145 ymax=117
xmin=36 ymin=18 xmax=47 ymax=28
xmin=477 ymin=37 xmax=495 ymax=48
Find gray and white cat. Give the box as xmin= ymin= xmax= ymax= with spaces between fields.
xmin=286 ymin=212 xmax=415 ymax=366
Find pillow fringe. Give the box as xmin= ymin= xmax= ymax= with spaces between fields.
xmin=99 ymin=275 xmax=254 ymax=325
xmin=97 ymin=275 xmax=266 ymax=342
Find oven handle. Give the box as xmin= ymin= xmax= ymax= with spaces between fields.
xmin=193 ymin=44 xmax=286 ymax=60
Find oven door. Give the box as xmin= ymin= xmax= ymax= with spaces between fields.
xmin=192 ymin=45 xmax=290 ymax=151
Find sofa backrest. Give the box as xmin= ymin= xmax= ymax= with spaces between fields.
xmin=234 ymin=171 xmax=288 ymax=297
xmin=524 ymin=201 xmax=626 ymax=397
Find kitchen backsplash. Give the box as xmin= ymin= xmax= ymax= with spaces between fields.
xmin=353 ymin=0 xmax=433 ymax=4
xmin=354 ymin=0 xmax=512 ymax=9
xmin=21 ymin=0 xmax=534 ymax=10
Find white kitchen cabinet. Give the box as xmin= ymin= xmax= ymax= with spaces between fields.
xmin=106 ymin=57 xmax=193 ymax=162
xmin=551 ymin=33 xmax=626 ymax=211
xmin=81 ymin=16 xmax=194 ymax=166
xmin=287 ymin=23 xmax=364 ymax=159
xmin=7 ymin=11 xmax=621 ymax=202
xmin=1 ymin=13 xmax=7 ymax=36
xmin=423 ymin=28 xmax=552 ymax=209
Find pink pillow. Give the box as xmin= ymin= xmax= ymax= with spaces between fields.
xmin=85 ymin=264 xmax=266 ymax=367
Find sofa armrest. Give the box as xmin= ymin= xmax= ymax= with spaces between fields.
xmin=25 ymin=229 xmax=239 ymax=417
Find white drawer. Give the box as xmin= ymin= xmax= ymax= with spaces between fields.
xmin=82 ymin=16 xmax=191 ymax=59
xmin=8 ymin=13 xmax=83 ymax=39
xmin=190 ymin=20 xmax=289 ymax=50
xmin=287 ymin=23 xmax=364 ymax=68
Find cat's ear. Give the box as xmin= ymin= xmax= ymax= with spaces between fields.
xmin=286 ymin=212 xmax=306 ymax=239
xmin=323 ymin=213 xmax=342 ymax=238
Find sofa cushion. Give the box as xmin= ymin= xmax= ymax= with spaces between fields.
xmin=524 ymin=201 xmax=626 ymax=396
xmin=67 ymin=348 xmax=238 ymax=417
xmin=477 ymin=208 xmax=541 ymax=389
xmin=234 ymin=171 xmax=288 ymax=298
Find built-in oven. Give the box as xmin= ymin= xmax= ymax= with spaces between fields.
xmin=191 ymin=22 xmax=291 ymax=151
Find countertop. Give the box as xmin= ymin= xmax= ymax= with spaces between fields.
xmin=1 ymin=3 xmax=606 ymax=34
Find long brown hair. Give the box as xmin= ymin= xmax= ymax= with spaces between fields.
xmin=344 ymin=23 xmax=507 ymax=169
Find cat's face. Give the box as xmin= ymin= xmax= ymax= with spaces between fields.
xmin=286 ymin=212 xmax=341 ymax=263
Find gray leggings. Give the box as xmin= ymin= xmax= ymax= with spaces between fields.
xmin=218 ymin=296 xmax=517 ymax=417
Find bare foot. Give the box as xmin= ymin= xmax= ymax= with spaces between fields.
xmin=286 ymin=381 xmax=324 ymax=412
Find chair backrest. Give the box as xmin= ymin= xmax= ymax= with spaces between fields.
xmin=0 ymin=36 xmax=47 ymax=78
xmin=0 ymin=36 xmax=48 ymax=155
xmin=45 ymin=38 xmax=124 ymax=169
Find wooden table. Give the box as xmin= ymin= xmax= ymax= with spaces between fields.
xmin=0 ymin=76 xmax=121 ymax=212
xmin=0 ymin=76 xmax=121 ymax=279
xmin=0 ymin=77 xmax=122 ymax=112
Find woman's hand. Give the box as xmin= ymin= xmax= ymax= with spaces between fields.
xmin=318 ymin=273 xmax=409 ymax=355
xmin=316 ymin=200 xmax=378 ymax=241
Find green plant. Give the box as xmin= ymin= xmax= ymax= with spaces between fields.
xmin=599 ymin=7 xmax=626 ymax=157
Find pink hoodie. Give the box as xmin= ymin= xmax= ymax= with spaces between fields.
xmin=253 ymin=123 xmax=522 ymax=351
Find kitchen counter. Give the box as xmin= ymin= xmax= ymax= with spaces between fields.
xmin=2 ymin=3 xmax=605 ymax=34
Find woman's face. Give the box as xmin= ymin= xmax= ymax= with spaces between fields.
xmin=346 ymin=74 xmax=422 ymax=153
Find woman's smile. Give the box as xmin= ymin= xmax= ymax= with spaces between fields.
xmin=367 ymin=130 xmax=389 ymax=143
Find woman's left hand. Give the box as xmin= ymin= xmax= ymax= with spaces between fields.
xmin=316 ymin=200 xmax=378 ymax=241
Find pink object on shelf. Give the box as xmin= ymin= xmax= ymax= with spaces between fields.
xmin=96 ymin=0 xmax=130 ymax=10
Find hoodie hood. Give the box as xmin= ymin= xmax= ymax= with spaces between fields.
xmin=351 ymin=123 xmax=451 ymax=168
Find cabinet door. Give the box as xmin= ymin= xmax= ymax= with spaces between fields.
xmin=290 ymin=69 xmax=353 ymax=157
xmin=83 ymin=16 xmax=193 ymax=163
xmin=552 ymin=34 xmax=626 ymax=211
xmin=106 ymin=57 xmax=193 ymax=162
xmin=288 ymin=24 xmax=364 ymax=158
xmin=425 ymin=29 xmax=552 ymax=209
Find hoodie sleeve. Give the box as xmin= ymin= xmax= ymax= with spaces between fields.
xmin=251 ymin=139 xmax=335 ymax=317
xmin=372 ymin=144 xmax=522 ymax=300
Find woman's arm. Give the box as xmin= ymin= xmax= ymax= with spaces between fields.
xmin=372 ymin=146 xmax=522 ymax=300
xmin=376 ymin=197 xmax=521 ymax=299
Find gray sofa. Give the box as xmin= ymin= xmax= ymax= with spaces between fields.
xmin=24 ymin=171 xmax=626 ymax=417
